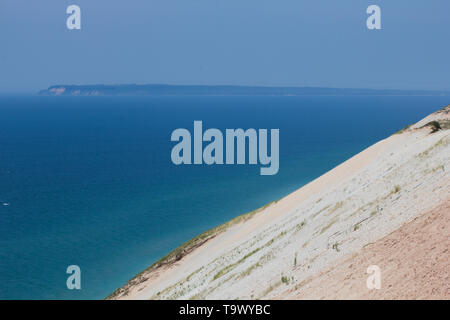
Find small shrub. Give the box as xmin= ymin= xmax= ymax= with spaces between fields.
xmin=332 ymin=242 xmax=340 ymax=252
xmin=296 ymin=220 xmax=306 ymax=231
xmin=423 ymin=121 xmax=442 ymax=133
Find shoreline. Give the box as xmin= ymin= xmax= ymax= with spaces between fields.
xmin=106 ymin=200 xmax=279 ymax=299
xmin=109 ymin=105 xmax=449 ymax=300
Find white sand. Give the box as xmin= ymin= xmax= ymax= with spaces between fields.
xmin=111 ymin=105 xmax=450 ymax=300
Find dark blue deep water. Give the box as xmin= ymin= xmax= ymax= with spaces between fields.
xmin=0 ymin=95 xmax=448 ymax=299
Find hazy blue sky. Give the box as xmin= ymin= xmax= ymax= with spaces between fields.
xmin=0 ymin=0 xmax=449 ymax=93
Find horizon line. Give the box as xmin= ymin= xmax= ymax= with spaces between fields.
xmin=1 ymin=84 xmax=450 ymax=96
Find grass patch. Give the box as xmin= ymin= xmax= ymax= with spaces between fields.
xmin=395 ymin=123 xmax=412 ymax=134
xmin=213 ymin=248 xmax=261 ymax=280
xmin=332 ymin=242 xmax=340 ymax=252
xmin=384 ymin=185 xmax=401 ymax=199
xmin=213 ymin=230 xmax=288 ymax=281
xmin=239 ymin=262 xmax=261 ymax=279
xmin=417 ymin=136 xmax=449 ymax=159
xmin=259 ymin=281 xmax=282 ymax=298
xmin=237 ymin=252 xmax=274 ymax=280
xmin=186 ymin=266 xmax=204 ymax=282
xmin=312 ymin=204 xmax=332 ymax=219
xmin=320 ymin=217 xmax=338 ymax=234
xmin=296 ymin=220 xmax=306 ymax=232
xmin=325 ymin=201 xmax=344 ymax=216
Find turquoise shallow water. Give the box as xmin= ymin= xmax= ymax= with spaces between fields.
xmin=0 ymin=95 xmax=447 ymax=299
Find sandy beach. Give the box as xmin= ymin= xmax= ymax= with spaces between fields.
xmin=109 ymin=105 xmax=450 ymax=300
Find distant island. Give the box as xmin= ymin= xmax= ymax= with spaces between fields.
xmin=39 ymin=84 xmax=449 ymax=96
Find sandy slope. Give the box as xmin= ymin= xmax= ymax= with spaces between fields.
xmin=110 ymin=105 xmax=450 ymax=300
xmin=279 ymin=202 xmax=449 ymax=300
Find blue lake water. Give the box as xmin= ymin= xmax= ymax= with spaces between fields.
xmin=0 ymin=95 xmax=448 ymax=299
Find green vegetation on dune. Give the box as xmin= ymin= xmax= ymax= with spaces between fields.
xmin=395 ymin=105 xmax=449 ymax=135
xmin=107 ymin=199 xmax=278 ymax=299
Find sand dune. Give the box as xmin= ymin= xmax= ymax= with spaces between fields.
xmin=279 ymin=201 xmax=449 ymax=299
xmin=109 ymin=105 xmax=450 ymax=300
